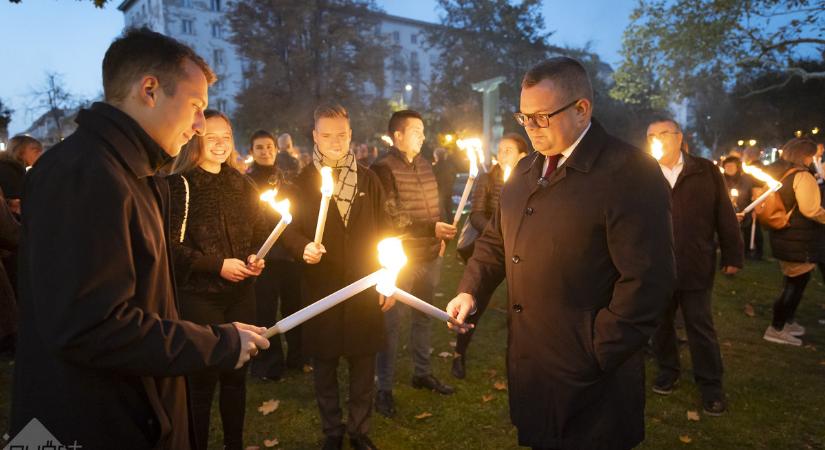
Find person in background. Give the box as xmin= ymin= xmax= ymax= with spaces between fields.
xmin=722 ymin=156 xmax=758 ymax=258
xmin=0 ymin=186 xmax=19 ymax=358
xmin=432 ymin=147 xmax=457 ymax=222
xmin=281 ymin=104 xmax=390 ymax=450
xmin=761 ymin=138 xmax=825 ymax=347
xmin=742 ymin=146 xmax=766 ymax=258
xmin=451 ymin=133 xmax=529 ymax=379
xmin=372 ymin=110 xmax=457 ymax=418
xmin=277 ymin=133 xmax=302 ymax=182
xmin=168 ymin=110 xmax=267 ymax=450
xmin=0 ymin=135 xmax=42 ymax=216
xmin=246 ymin=129 xmax=306 ymax=378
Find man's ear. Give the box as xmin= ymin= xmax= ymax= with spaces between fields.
xmin=138 ymin=75 xmax=161 ymax=107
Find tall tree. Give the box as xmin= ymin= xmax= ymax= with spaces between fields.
xmin=426 ymin=0 xmax=552 ymax=135
xmin=228 ymin=0 xmax=390 ymax=145
xmin=0 ymin=98 xmax=12 ymax=142
xmin=612 ymin=0 xmax=825 ymax=105
xmin=30 ymin=72 xmax=76 ymax=141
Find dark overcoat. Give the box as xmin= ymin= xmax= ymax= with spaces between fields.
xmin=458 ymin=120 xmax=676 ymax=449
xmin=280 ymin=163 xmax=392 ymax=359
xmin=10 ymin=103 xmax=241 ymax=450
xmin=671 ymin=153 xmax=743 ymax=290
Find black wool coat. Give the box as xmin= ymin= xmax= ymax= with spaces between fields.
xmin=11 ymin=103 xmax=240 ymax=450
xmin=670 ymin=153 xmax=744 ymax=290
xmin=280 ymin=163 xmax=392 ymax=358
xmin=458 ymin=120 xmax=676 ymax=450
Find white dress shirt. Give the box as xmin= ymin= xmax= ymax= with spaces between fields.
xmin=659 ymin=153 xmax=684 ymax=188
xmin=541 ymin=122 xmax=592 ymax=175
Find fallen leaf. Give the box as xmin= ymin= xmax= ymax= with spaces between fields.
xmin=264 ymin=438 xmax=279 ymax=447
xmin=804 ymin=344 xmax=817 ymax=352
xmin=493 ymin=380 xmax=507 ymax=391
xmin=438 ymin=351 xmax=452 ymax=358
xmin=686 ymin=410 xmax=700 ymax=422
xmin=484 ymin=369 xmax=497 ymax=378
xmin=730 ymin=290 xmax=736 ymax=295
xmin=722 ymin=341 xmax=733 ymax=348
xmin=679 ymin=435 xmax=692 ymax=444
xmin=482 ymin=394 xmax=494 ymax=403
xmin=650 ymin=417 xmax=661 ymax=424
xmin=415 ymin=412 xmax=433 ymax=420
xmin=257 ymin=399 xmax=280 ymax=416
xmin=818 ymin=319 xmax=825 ymax=325
xmin=449 ymin=340 xmax=457 ymax=348
xmin=303 ymin=364 xmax=313 ymax=373
xmin=744 ymin=303 xmax=755 ymax=317
xmin=245 ymin=446 xmax=261 ymax=450
xmin=819 ymin=360 xmax=825 ymax=366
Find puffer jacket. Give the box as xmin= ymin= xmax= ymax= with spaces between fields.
xmin=371 ymin=147 xmax=441 ymax=262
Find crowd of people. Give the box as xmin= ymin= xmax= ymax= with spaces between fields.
xmin=1 ymin=26 xmax=824 ymax=450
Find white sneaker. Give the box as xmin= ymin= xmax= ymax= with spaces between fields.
xmin=785 ymin=321 xmax=805 ymax=337
xmin=763 ymin=326 xmax=802 ymax=346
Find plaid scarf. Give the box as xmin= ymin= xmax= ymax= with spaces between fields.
xmin=313 ymin=146 xmax=358 ymax=226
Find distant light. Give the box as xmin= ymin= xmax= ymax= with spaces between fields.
xmin=443 ymin=134 xmax=454 ymax=143
xmin=748 ymin=139 xmax=757 ymax=147
xmin=795 ymin=130 xmax=803 ymax=137
xmin=737 ymin=140 xmax=744 ymax=146
xmin=0 ymin=142 xmax=5 ymax=151
xmin=404 ymin=84 xmax=413 ymax=92
xmin=813 ymin=127 xmax=820 ymax=135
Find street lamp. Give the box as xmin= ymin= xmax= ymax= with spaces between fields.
xmin=748 ymin=139 xmax=757 ymax=147
xmin=404 ymin=84 xmax=412 ymax=92
xmin=813 ymin=127 xmax=820 ymax=135
xmin=795 ymin=130 xmax=803 ymax=137
xmin=737 ymin=140 xmax=744 ymax=146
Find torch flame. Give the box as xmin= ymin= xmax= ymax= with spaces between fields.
xmin=376 ymin=237 xmax=408 ymax=296
xmin=261 ymin=190 xmax=292 ymax=223
xmin=457 ymin=138 xmax=481 ymax=178
xmin=730 ymin=188 xmax=739 ymax=197
xmin=742 ymin=163 xmax=781 ymax=190
xmin=320 ymin=166 xmax=334 ymax=197
xmin=503 ymin=165 xmax=512 ymax=182
xmin=380 ymin=135 xmax=393 ymax=146
xmin=244 ymin=155 xmax=254 ymax=164
xmin=650 ymin=138 xmax=664 ymax=161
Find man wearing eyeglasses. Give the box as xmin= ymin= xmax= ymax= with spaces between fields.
xmin=446 ymin=57 xmax=676 ymax=450
xmin=646 ymin=117 xmax=742 ymax=417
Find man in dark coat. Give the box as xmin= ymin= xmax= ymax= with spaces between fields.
xmin=10 ymin=28 xmax=268 ymax=450
xmin=280 ymin=104 xmax=391 ymax=450
xmin=447 ymin=57 xmax=676 ymax=450
xmin=647 ymin=118 xmax=743 ymax=416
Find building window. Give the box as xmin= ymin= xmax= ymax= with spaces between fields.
xmin=182 ymin=0 xmax=192 ymax=7
xmin=210 ymin=0 xmax=221 ymax=11
xmin=216 ymin=99 xmax=228 ymax=112
xmin=211 ymin=22 xmax=222 ymax=38
xmin=410 ymin=51 xmax=420 ymax=74
xmin=181 ymin=19 xmax=194 ymax=35
xmin=213 ymin=48 xmax=224 ymax=66
xmin=392 ymin=31 xmax=400 ymax=44
xmin=411 ymin=33 xmax=417 ymax=44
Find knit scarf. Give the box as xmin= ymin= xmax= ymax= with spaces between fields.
xmin=313 ymin=146 xmax=358 ymax=226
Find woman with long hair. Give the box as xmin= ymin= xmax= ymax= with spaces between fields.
xmin=762 ymin=138 xmax=825 ymax=346
xmin=452 ymin=133 xmax=529 ymax=379
xmin=167 ymin=109 xmax=266 ymax=450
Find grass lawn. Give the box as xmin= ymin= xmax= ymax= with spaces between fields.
xmin=2 ymin=244 xmax=824 ymax=449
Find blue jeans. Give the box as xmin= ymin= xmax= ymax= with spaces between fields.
xmin=375 ymin=257 xmax=442 ymax=391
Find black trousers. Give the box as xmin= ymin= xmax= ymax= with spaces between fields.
xmin=313 ymin=354 xmax=375 ymax=438
xmin=652 ymin=288 xmax=724 ymax=400
xmin=251 ymin=259 xmax=303 ymax=378
xmin=455 ymin=288 xmax=495 ymax=356
xmin=180 ymin=290 xmax=255 ymax=450
xmin=772 ymin=272 xmax=811 ymax=329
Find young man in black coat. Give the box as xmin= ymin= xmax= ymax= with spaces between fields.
xmin=280 ymin=104 xmax=391 ymax=450
xmin=647 ymin=118 xmax=743 ymax=416
xmin=9 ymin=28 xmax=269 ymax=449
xmin=447 ymin=57 xmax=676 ymax=450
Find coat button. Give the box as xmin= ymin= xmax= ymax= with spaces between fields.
xmin=512 ymin=255 xmax=520 ymax=264
xmin=513 ymin=304 xmax=523 ymax=313
xmin=525 ymin=207 xmax=534 ymax=216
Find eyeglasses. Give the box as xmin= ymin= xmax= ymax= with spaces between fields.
xmin=514 ymin=99 xmax=580 ymax=128
xmin=646 ymin=131 xmax=682 ymax=139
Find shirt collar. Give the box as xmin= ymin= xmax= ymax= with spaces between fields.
xmin=560 ymin=121 xmax=591 ymax=160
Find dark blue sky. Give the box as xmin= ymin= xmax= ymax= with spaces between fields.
xmin=0 ymin=0 xmax=635 ymax=134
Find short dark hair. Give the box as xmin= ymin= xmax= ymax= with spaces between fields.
xmin=250 ymin=129 xmax=276 ymax=148
xmin=648 ymin=115 xmax=683 ymax=133
xmin=522 ymin=57 xmax=593 ymax=101
xmin=781 ymin=138 xmax=817 ymax=167
xmin=722 ymin=156 xmax=741 ymax=166
xmin=314 ymin=104 xmax=349 ymax=125
xmin=388 ymin=110 xmax=423 ymax=135
xmin=501 ymin=132 xmax=530 ymax=154
xmin=102 ymin=27 xmax=215 ymax=103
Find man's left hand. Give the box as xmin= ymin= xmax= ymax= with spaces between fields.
xmin=246 ymin=254 xmax=265 ymax=276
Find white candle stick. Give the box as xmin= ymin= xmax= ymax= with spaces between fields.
xmin=256 ymin=190 xmax=292 ymax=260
xmin=264 ymin=271 xmax=382 ymax=338
xmin=453 ymin=138 xmax=480 ymax=226
xmin=741 ymin=183 xmax=781 ymax=214
xmin=314 ymin=166 xmax=334 ymax=244
xmin=263 ymin=238 xmax=407 ymax=338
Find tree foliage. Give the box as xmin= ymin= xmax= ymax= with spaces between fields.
xmin=612 ymin=0 xmax=825 ymax=105
xmin=227 ymin=0 xmax=390 ymax=145
xmin=426 ymin=0 xmax=553 ymax=134
xmin=30 ymin=72 xmax=76 ymax=140
xmin=8 ymin=0 xmax=110 ymax=7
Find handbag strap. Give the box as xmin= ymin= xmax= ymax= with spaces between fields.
xmin=179 ymin=175 xmax=190 ymax=244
